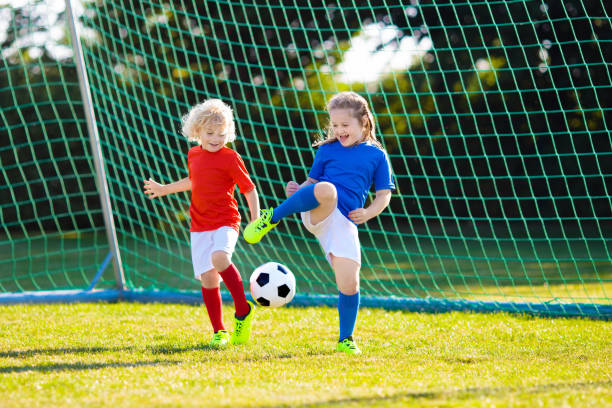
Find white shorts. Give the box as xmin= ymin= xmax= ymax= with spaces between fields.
xmin=190 ymin=227 xmax=239 ymax=279
xmin=300 ymin=208 xmax=361 ymax=265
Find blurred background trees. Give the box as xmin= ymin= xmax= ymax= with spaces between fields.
xmin=2 ymin=0 xmax=610 ymax=232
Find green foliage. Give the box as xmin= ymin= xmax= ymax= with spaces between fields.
xmin=2 ymin=1 xmax=610 ymax=228
xmin=0 ymin=303 xmax=610 ymax=407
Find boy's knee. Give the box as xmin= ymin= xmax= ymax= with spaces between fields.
xmin=200 ymin=269 xmax=220 ymax=288
xmin=314 ymin=182 xmax=337 ymax=203
xmin=211 ymin=251 xmax=231 ymax=271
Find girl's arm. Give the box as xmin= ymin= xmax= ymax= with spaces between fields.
xmin=348 ymin=189 xmax=392 ymax=225
xmin=286 ymin=177 xmax=318 ymax=197
xmin=143 ymin=177 xmax=191 ymax=199
xmin=243 ymin=188 xmax=260 ymax=223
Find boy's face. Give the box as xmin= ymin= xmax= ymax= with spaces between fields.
xmin=198 ymin=123 xmax=227 ymax=153
xmin=329 ymin=108 xmax=364 ymax=147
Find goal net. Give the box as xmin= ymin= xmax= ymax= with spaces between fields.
xmin=2 ymin=0 xmax=610 ymax=317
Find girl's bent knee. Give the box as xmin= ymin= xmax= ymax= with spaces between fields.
xmin=314 ymin=182 xmax=337 ymax=203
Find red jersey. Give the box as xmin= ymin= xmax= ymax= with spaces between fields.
xmin=188 ymin=146 xmax=255 ymax=232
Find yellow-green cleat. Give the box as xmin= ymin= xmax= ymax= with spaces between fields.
xmin=335 ymin=337 xmax=361 ymax=354
xmin=230 ymin=301 xmax=255 ymax=345
xmin=208 ymin=330 xmax=230 ymax=348
xmin=243 ymin=208 xmax=279 ymax=244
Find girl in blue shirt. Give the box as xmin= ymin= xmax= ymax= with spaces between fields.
xmin=244 ymin=92 xmax=395 ymax=354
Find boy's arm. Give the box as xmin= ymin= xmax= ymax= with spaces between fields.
xmin=243 ymin=188 xmax=260 ymax=222
xmin=144 ymin=177 xmax=191 ymax=199
xmin=348 ymin=189 xmax=392 ymax=225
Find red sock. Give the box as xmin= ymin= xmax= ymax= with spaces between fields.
xmin=201 ymin=286 xmax=225 ymax=332
xmin=219 ymin=264 xmax=250 ymax=317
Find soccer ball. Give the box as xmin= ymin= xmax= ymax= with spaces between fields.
xmin=249 ymin=262 xmax=296 ymax=308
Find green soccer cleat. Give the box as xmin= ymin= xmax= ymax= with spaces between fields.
xmin=243 ymin=208 xmax=279 ymax=244
xmin=230 ymin=301 xmax=255 ymax=345
xmin=335 ymin=337 xmax=361 ymax=354
xmin=208 ymin=330 xmax=230 ymax=348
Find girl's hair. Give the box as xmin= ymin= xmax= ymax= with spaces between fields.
xmin=314 ymin=91 xmax=382 ymax=148
xmin=181 ymin=99 xmax=236 ymax=143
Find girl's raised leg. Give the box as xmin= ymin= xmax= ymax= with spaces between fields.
xmin=244 ymin=181 xmax=338 ymax=243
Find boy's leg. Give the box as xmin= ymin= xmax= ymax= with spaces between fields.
xmin=219 ymin=262 xmax=254 ymax=344
xmin=244 ymin=182 xmax=337 ymax=244
xmin=216 ymin=260 xmax=250 ymax=317
xmin=212 ymin=250 xmax=249 ymax=316
xmin=200 ymin=270 xmax=226 ymax=334
xmin=332 ymin=255 xmax=362 ymax=354
xmin=212 ymin=251 xmax=255 ymax=345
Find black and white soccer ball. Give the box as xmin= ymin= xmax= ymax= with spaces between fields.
xmin=249 ymin=262 xmax=296 ymax=308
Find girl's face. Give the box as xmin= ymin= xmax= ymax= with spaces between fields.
xmin=329 ymin=108 xmax=365 ymax=147
xmin=198 ymin=123 xmax=228 ymax=152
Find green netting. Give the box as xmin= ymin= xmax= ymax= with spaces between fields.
xmin=1 ymin=1 xmax=112 ymax=292
xmin=1 ymin=0 xmax=611 ymax=317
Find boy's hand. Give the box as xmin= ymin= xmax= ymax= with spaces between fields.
xmin=143 ymin=178 xmax=164 ymax=199
xmin=285 ymin=181 xmax=300 ymax=197
xmin=348 ymin=208 xmax=370 ymax=225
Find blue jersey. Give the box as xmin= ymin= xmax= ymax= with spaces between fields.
xmin=308 ymin=140 xmax=395 ymax=221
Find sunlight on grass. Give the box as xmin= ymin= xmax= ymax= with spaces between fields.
xmin=0 ymin=303 xmax=610 ymax=407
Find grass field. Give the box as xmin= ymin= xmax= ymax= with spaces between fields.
xmin=0 ymin=302 xmax=610 ymax=407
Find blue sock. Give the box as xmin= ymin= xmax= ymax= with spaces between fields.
xmin=271 ymin=183 xmax=319 ymax=223
xmin=338 ymin=291 xmax=360 ymax=341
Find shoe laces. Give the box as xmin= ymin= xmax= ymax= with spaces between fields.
xmin=212 ymin=331 xmax=226 ymax=341
xmin=234 ymin=320 xmax=245 ymax=334
xmin=254 ymin=210 xmax=272 ymax=231
xmin=341 ymin=339 xmax=357 ymax=350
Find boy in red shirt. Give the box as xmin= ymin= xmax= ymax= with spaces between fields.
xmin=144 ymin=99 xmax=259 ymax=348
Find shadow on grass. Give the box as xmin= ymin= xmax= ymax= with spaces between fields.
xmin=0 ymin=359 xmax=179 ymax=374
xmin=253 ymin=380 xmax=612 ymax=408
xmin=147 ymin=344 xmax=332 ymax=362
xmin=147 ymin=344 xmax=215 ymax=354
xmin=0 ymin=343 xmax=234 ymax=358
xmin=0 ymin=345 xmax=330 ymax=373
xmin=0 ymin=346 xmax=136 ymax=358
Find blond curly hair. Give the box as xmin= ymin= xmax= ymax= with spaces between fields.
xmin=181 ymin=99 xmax=236 ymax=143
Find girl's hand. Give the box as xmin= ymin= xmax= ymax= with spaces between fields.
xmin=348 ymin=208 xmax=370 ymax=225
xmin=143 ymin=178 xmax=165 ymax=199
xmin=285 ymin=181 xmax=300 ymax=197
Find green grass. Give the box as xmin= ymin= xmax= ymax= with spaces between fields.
xmin=0 ymin=303 xmax=610 ymax=407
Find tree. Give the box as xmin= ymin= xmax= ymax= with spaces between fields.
xmin=2 ymin=0 xmax=610 ymax=231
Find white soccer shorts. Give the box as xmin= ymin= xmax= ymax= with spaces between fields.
xmin=301 ymin=207 xmax=361 ymax=266
xmin=190 ymin=226 xmax=239 ymax=279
